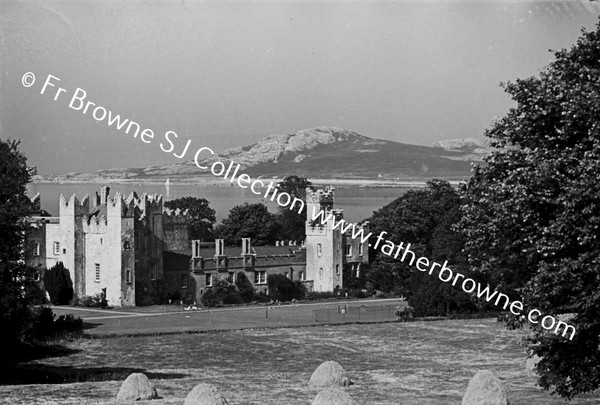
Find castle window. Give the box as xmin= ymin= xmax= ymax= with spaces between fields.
xmin=337 ymin=242 xmax=341 ymax=251
xmin=34 ymin=242 xmax=40 ymax=257
xmin=180 ymin=274 xmax=188 ymax=289
xmin=319 ymin=268 xmax=323 ymax=279
xmin=358 ymin=243 xmax=363 ymax=256
xmin=63 ymin=248 xmax=66 ymax=254
xmin=206 ymin=273 xmax=213 ymax=287
xmin=126 ymin=269 xmax=132 ymax=284
xmin=345 ymin=245 xmax=352 ymax=256
xmin=317 ymin=243 xmax=322 ymax=256
xmin=255 ymin=271 xmax=266 ymax=284
xmin=150 ymin=263 xmax=157 ymax=281
xmin=100 ymin=238 xmax=103 ymax=245
xmin=336 ymin=264 xmax=340 ymax=275
xmin=95 ymin=263 xmax=100 ymax=282
xmin=53 ymin=242 xmax=60 ymax=255
xmin=124 ymin=241 xmax=131 ymax=250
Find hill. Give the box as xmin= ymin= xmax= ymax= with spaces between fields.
xmin=36 ymin=127 xmax=489 ymax=182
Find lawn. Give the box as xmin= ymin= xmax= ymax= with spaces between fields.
xmin=1 ymin=318 xmax=599 ymax=404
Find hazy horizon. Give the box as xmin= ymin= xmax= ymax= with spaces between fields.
xmin=2 ymin=0 xmax=600 ymax=175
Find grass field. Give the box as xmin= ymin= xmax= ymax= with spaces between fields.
xmin=1 ymin=318 xmax=599 ymax=404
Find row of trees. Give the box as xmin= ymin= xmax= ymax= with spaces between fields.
xmin=164 ymin=176 xmax=312 ymax=246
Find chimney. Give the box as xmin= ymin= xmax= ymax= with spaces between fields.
xmin=242 ymin=238 xmax=251 ymax=255
xmin=100 ymin=186 xmax=110 ymax=205
xmin=192 ymin=240 xmax=201 ymax=258
xmin=215 ymin=239 xmax=224 ymax=257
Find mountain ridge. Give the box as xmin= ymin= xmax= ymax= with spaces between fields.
xmin=35 ymin=127 xmax=489 ymax=182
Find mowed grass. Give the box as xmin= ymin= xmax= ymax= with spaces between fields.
xmin=1 ymin=319 xmax=599 ymax=405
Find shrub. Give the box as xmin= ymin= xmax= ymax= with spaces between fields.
xmin=306 ymin=291 xmax=338 ymax=301
xmin=54 ymin=314 xmax=83 ymax=338
xmin=267 ymin=274 xmax=306 ymax=302
xmin=75 ymin=291 xmax=107 ymax=308
xmin=235 ymin=272 xmax=255 ymax=303
xmin=200 ymin=278 xmax=241 ymax=307
xmin=29 ymin=307 xmax=83 ymax=340
xmin=43 ymin=263 xmax=73 ymax=305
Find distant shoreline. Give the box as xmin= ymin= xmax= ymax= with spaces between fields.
xmin=32 ymin=176 xmax=467 ymax=188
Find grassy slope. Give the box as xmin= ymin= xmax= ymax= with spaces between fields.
xmin=1 ymin=319 xmax=599 ymax=404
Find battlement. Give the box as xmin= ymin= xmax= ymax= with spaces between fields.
xmin=306 ymin=186 xmax=335 ymax=204
xmin=135 ymin=193 xmax=163 ymax=216
xmin=30 ymin=192 xmax=41 ymax=212
xmin=162 ymin=207 xmax=192 ymax=224
xmin=83 ymin=214 xmax=108 ymax=233
xmin=59 ymin=194 xmax=90 ymax=216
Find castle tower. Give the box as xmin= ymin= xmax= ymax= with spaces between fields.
xmin=305 ymin=187 xmax=343 ymax=292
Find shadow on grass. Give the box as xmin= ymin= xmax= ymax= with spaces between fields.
xmin=83 ymin=321 xmax=101 ymax=331
xmin=1 ymin=365 xmax=189 ymax=385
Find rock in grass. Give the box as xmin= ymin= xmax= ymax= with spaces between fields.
xmin=462 ymin=370 xmax=510 ymax=405
xmin=312 ymin=386 xmax=358 ymax=405
xmin=525 ymin=354 xmax=541 ymax=376
xmin=116 ymin=372 xmax=158 ymax=402
xmin=184 ymin=383 xmax=229 ymax=405
xmin=309 ymin=360 xmax=352 ymax=389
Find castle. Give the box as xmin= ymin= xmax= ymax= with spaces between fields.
xmin=25 ymin=186 xmax=369 ymax=306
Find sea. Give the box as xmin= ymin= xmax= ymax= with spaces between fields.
xmin=27 ymin=182 xmax=415 ymax=223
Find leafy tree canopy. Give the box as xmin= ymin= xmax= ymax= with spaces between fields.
xmin=366 ymin=180 xmax=477 ymax=316
xmin=460 ymin=21 xmax=600 ymax=399
xmin=0 ymin=140 xmax=46 ymax=369
xmin=164 ymin=197 xmax=216 ymax=241
xmin=276 ymin=176 xmax=313 ymax=242
xmin=215 ymin=203 xmax=280 ymax=246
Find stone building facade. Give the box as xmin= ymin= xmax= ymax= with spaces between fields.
xmin=163 ymin=186 xmax=369 ymax=303
xmin=26 ymin=185 xmax=369 ymax=306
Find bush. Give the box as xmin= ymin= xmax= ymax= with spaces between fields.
xmin=267 ymin=274 xmax=306 ymax=302
xmin=252 ymin=291 xmax=271 ymax=303
xmin=75 ymin=290 xmax=108 ymax=308
xmin=306 ymin=291 xmax=338 ymax=301
xmin=43 ymin=263 xmax=74 ymax=305
xmin=200 ymin=278 xmax=241 ymax=307
xmin=28 ymin=307 xmax=83 ymax=340
xmin=235 ymin=272 xmax=255 ymax=303
xmin=348 ymin=289 xmax=366 ymax=299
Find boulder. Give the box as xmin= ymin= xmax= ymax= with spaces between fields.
xmin=309 ymin=360 xmax=352 ymax=389
xmin=184 ymin=383 xmax=229 ymax=405
xmin=116 ymin=372 xmax=158 ymax=402
xmin=312 ymin=386 xmax=358 ymax=405
xmin=462 ymin=370 xmax=510 ymax=405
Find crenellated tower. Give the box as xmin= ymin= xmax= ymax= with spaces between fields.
xmin=305 ymin=187 xmax=344 ymax=292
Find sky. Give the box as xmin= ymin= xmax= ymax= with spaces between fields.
xmin=1 ymin=0 xmax=600 ymax=175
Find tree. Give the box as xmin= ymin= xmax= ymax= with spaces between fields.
xmin=276 ymin=176 xmax=313 ymax=242
xmin=0 ymin=140 xmax=40 ymax=369
xmin=215 ymin=203 xmax=280 ymax=246
xmin=164 ymin=197 xmax=216 ymax=241
xmin=366 ymin=180 xmax=476 ymax=315
xmin=460 ymin=21 xmax=600 ymax=399
xmin=43 ymin=262 xmax=74 ymax=305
